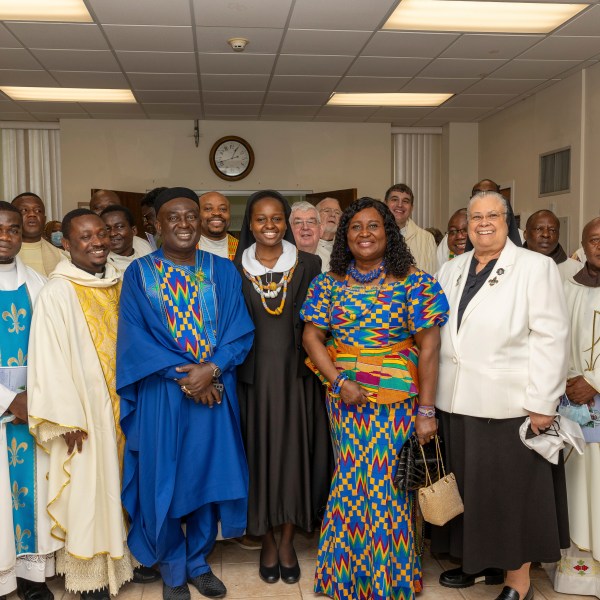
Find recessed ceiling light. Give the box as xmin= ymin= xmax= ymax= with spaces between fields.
xmin=328 ymin=93 xmax=453 ymax=107
xmin=384 ymin=0 xmax=587 ymax=33
xmin=0 ymin=87 xmax=136 ymax=103
xmin=0 ymin=0 xmax=92 ymax=22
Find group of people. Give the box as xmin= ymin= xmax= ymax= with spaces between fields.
xmin=1 ymin=179 xmax=599 ymax=600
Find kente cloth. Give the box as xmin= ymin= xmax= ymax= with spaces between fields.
xmin=117 ymin=249 xmax=253 ymax=569
xmin=0 ymin=259 xmax=58 ymax=596
xmin=197 ymin=234 xmax=238 ymax=261
xmin=28 ymin=260 xmax=133 ymax=595
xmin=301 ymin=271 xmax=448 ymax=600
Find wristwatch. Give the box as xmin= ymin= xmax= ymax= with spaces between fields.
xmin=212 ymin=364 xmax=222 ymax=378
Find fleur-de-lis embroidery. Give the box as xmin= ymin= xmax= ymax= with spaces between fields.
xmin=11 ymin=480 xmax=28 ymax=510
xmin=8 ymin=437 xmax=28 ymax=467
xmin=7 ymin=349 xmax=26 ymax=367
xmin=15 ymin=524 xmax=31 ymax=553
xmin=2 ymin=304 xmax=27 ymax=334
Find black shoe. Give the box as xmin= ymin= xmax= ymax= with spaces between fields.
xmin=133 ymin=566 xmax=161 ymax=584
xmin=162 ymin=584 xmax=191 ymax=600
xmin=279 ymin=562 xmax=300 ymax=584
xmin=80 ymin=588 xmax=110 ymax=600
xmin=259 ymin=562 xmax=280 ymax=584
xmin=495 ymin=585 xmax=534 ymax=600
xmin=188 ymin=572 xmax=226 ymax=599
xmin=17 ymin=579 xmax=53 ymax=600
xmin=440 ymin=567 xmax=504 ymax=588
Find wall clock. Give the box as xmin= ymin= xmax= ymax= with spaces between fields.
xmin=209 ymin=135 xmax=255 ymax=181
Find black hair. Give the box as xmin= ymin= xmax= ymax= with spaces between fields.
xmin=12 ymin=192 xmax=43 ymax=204
xmin=471 ymin=179 xmax=500 ymax=197
xmin=62 ymin=208 xmax=98 ymax=240
xmin=100 ymin=204 xmax=135 ymax=226
xmin=384 ymin=183 xmax=414 ymax=204
xmin=330 ymin=197 xmax=415 ymax=278
xmin=141 ymin=187 xmax=168 ymax=209
xmin=0 ymin=200 xmax=22 ymax=219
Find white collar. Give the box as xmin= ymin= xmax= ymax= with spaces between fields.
xmin=242 ymin=239 xmax=297 ymax=276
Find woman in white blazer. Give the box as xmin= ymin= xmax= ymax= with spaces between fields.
xmin=433 ymin=191 xmax=570 ymax=600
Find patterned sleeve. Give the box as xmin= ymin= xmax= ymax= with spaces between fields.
xmin=406 ymin=270 xmax=450 ymax=334
xmin=300 ymin=272 xmax=334 ymax=330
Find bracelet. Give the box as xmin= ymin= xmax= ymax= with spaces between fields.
xmin=331 ymin=373 xmax=349 ymax=395
xmin=417 ymin=406 xmax=436 ymax=418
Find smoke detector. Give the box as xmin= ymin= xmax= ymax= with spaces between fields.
xmin=228 ymin=37 xmax=249 ymax=52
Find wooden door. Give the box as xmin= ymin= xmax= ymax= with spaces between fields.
xmin=305 ymin=188 xmax=357 ymax=211
xmin=91 ymin=189 xmax=146 ymax=239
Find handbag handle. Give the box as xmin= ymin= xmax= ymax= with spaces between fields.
xmin=419 ymin=434 xmax=447 ymax=487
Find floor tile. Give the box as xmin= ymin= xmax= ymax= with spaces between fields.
xmin=419 ymin=587 xmax=463 ymax=598
xmin=533 ymin=578 xmax=592 ymax=600
xmin=459 ymin=583 xmax=506 ymax=599
xmin=422 ymin=557 xmax=444 ymax=586
xmin=220 ymin=540 xmax=262 ymax=565
xmin=220 ymin=561 xmax=301 ymax=598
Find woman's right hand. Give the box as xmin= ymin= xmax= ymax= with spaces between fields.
xmin=339 ymin=380 xmax=368 ymax=405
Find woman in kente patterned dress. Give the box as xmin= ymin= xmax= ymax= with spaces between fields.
xmin=301 ymin=198 xmax=449 ymax=600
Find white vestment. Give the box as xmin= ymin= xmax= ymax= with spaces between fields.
xmin=28 ymin=260 xmax=133 ymax=594
xmin=401 ymin=219 xmax=437 ymax=275
xmin=107 ymin=244 xmax=151 ymax=273
xmin=557 ymin=257 xmax=583 ymax=282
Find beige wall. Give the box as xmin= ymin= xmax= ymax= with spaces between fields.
xmin=59 ymin=119 xmax=392 ymax=213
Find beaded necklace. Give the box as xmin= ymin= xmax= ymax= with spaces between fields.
xmin=243 ymin=256 xmax=298 ymax=316
xmin=347 ymin=260 xmax=385 ymax=283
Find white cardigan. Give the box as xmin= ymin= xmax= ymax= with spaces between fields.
xmin=435 ymin=238 xmax=569 ymax=419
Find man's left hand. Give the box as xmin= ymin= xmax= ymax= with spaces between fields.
xmin=566 ymin=376 xmax=597 ymax=405
xmin=176 ymin=363 xmax=215 ymax=396
xmin=8 ymin=391 xmax=28 ymax=425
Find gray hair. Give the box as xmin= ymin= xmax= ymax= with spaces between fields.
xmin=290 ymin=201 xmax=320 ymax=223
xmin=467 ymin=191 xmax=508 ymax=219
xmin=315 ymin=197 xmax=341 ymax=210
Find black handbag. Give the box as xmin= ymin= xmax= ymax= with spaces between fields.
xmin=393 ymin=433 xmax=443 ymax=492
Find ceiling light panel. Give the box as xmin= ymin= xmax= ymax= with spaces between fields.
xmin=384 ymin=0 xmax=588 ymax=34
xmin=0 ymin=0 xmax=92 ymax=22
xmin=328 ymin=92 xmax=453 ymax=106
xmin=0 ymin=87 xmax=136 ymax=103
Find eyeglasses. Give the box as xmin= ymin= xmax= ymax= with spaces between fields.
xmin=319 ymin=208 xmax=342 ymax=217
xmin=448 ymin=228 xmax=467 ymax=236
xmin=292 ymin=218 xmax=319 ymax=228
xmin=469 ymin=212 xmax=506 ymax=224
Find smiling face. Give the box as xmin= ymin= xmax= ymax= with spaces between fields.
xmin=12 ymin=195 xmax=45 ymax=242
xmin=62 ymin=215 xmax=109 ymax=273
xmin=447 ymin=210 xmax=468 ymax=256
xmin=102 ymin=210 xmax=136 ymax=256
xmin=156 ymin=197 xmax=201 ymax=259
xmin=250 ymin=197 xmax=287 ymax=249
xmin=524 ymin=211 xmax=559 ymax=256
xmin=0 ymin=210 xmax=22 ymax=263
xmin=385 ymin=190 xmax=413 ymax=228
xmin=199 ymin=192 xmax=231 ymax=241
xmin=347 ymin=207 xmax=387 ymax=264
xmin=467 ymin=194 xmax=508 ymax=256
xmin=317 ymin=198 xmax=342 ymax=237
xmin=291 ymin=208 xmax=321 ymax=253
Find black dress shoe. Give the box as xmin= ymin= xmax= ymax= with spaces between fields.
xmin=189 ymin=572 xmax=226 ymax=599
xmin=280 ymin=562 xmax=301 ymax=584
xmin=259 ymin=562 xmax=280 ymax=584
xmin=440 ymin=567 xmax=504 ymax=588
xmin=495 ymin=585 xmax=534 ymax=600
xmin=133 ymin=565 xmax=161 ymax=584
xmin=80 ymin=588 xmax=110 ymax=600
xmin=162 ymin=584 xmax=191 ymax=600
xmin=17 ymin=579 xmax=54 ymax=600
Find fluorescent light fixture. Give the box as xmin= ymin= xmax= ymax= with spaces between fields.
xmin=328 ymin=92 xmax=453 ymax=107
xmin=384 ymin=0 xmax=587 ymax=33
xmin=0 ymin=0 xmax=92 ymax=22
xmin=0 ymin=87 xmax=136 ymax=103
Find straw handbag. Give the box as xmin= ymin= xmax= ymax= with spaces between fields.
xmin=417 ymin=436 xmax=464 ymax=526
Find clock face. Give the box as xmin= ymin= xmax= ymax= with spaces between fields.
xmin=210 ymin=136 xmax=254 ymax=181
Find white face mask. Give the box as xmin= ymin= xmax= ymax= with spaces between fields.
xmin=50 ymin=231 xmax=63 ymax=247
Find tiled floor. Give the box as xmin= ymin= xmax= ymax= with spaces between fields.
xmin=8 ymin=533 xmax=591 ymax=600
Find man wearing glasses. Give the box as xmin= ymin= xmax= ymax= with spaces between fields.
xmin=290 ymin=202 xmax=322 ymax=257
xmin=316 ymin=197 xmax=342 ymax=272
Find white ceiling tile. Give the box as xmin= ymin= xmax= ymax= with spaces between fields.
xmin=6 ymin=23 xmax=108 ymax=50
xmin=317 ymin=105 xmax=379 ymax=118
xmin=489 ymin=59 xmax=580 ymax=79
xmin=1 ymin=49 xmax=43 ymax=70
xmin=441 ymin=34 xmax=543 ymax=60
xmin=135 ymin=90 xmax=201 ymax=103
xmin=0 ymin=110 xmax=35 ymax=119
xmin=88 ymin=0 xmax=192 ymax=26
xmin=402 ymin=78 xmax=478 ymax=93
xmin=370 ymin=107 xmax=433 ymax=118
xmin=261 ymin=105 xmax=320 ymax=116
xmin=201 ymin=74 xmax=270 ymax=91
xmin=281 ymin=29 xmax=371 ymax=55
xmin=103 ymin=26 xmax=194 ymax=52
xmin=347 ymin=56 xmax=431 ymax=77
xmin=203 ymin=91 xmax=265 ymax=104
xmin=0 ymin=24 xmax=21 ymax=48
xmin=264 ymin=91 xmax=331 ymax=104
xmin=260 ymin=114 xmax=315 ymax=121
xmin=418 ymin=58 xmax=507 ymax=78
xmin=89 ymin=113 xmax=147 ymax=119
xmin=51 ymin=71 xmax=129 ymax=88
xmin=117 ymin=51 xmax=197 ymax=73
xmin=519 ymin=37 xmax=600 ymax=61
xmin=196 ymin=27 xmax=284 ymax=54
xmin=143 ymin=103 xmax=203 ymax=115
xmin=363 ymin=32 xmax=458 ymax=58
xmin=290 ymin=0 xmax=396 ymax=30
xmin=312 ymin=115 xmax=367 ymax=122
xmin=426 ymin=106 xmax=491 ymax=121
xmin=34 ymin=113 xmax=88 ymax=120
xmin=275 ymin=54 xmax=354 ymax=76
xmin=0 ymin=101 xmax=34 ymax=113
xmin=0 ymin=70 xmax=57 ymax=86
xmin=204 ymin=104 xmax=261 ymax=115
xmin=335 ymin=76 xmax=410 ymax=92
xmin=193 ymin=0 xmax=293 ymax=27
xmin=387 ymin=118 xmax=422 ymax=126
xmin=14 ymin=101 xmax=87 ymax=113
xmin=554 ymin=5 xmax=600 ymax=36
xmin=443 ymin=93 xmax=517 ymax=107
xmin=79 ymin=102 xmax=146 ymax=115
xmin=269 ymin=75 xmax=339 ymax=92
xmin=414 ymin=117 xmax=447 ymax=126
xmin=466 ymin=78 xmax=547 ymax=94
xmin=129 ymin=72 xmax=199 ymax=90
xmin=199 ymin=53 xmax=276 ymax=74
xmin=31 ymin=49 xmax=120 ymax=71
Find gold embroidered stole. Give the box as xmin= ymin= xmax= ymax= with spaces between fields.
xmin=71 ymin=281 xmax=125 ymax=471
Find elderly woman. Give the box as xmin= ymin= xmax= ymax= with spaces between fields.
xmin=433 ymin=191 xmax=570 ymax=600
xmin=302 ymin=197 xmax=449 ymax=600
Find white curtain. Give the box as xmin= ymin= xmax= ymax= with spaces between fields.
xmin=393 ymin=132 xmax=441 ymax=229
xmin=1 ymin=128 xmax=62 ymax=219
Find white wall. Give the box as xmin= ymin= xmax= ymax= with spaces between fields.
xmin=59 ymin=119 xmax=392 ymax=213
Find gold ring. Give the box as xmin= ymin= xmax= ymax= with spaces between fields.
xmin=181 ymin=385 xmax=190 ymax=395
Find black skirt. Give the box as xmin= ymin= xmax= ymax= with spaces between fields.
xmin=431 ymin=409 xmax=570 ymax=573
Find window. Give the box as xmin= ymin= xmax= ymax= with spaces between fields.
xmin=539 ymin=147 xmax=570 ymax=196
